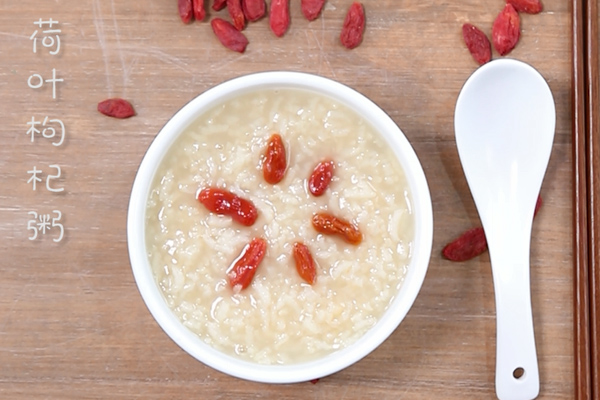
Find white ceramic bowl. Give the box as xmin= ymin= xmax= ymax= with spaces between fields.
xmin=127 ymin=71 xmax=433 ymax=383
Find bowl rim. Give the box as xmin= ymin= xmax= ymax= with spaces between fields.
xmin=127 ymin=71 xmax=433 ymax=383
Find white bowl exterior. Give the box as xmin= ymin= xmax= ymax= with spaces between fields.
xmin=127 ymin=71 xmax=433 ymax=383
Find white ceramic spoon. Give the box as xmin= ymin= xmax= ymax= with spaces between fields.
xmin=454 ymin=59 xmax=555 ymax=400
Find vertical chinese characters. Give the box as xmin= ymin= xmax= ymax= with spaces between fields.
xmin=26 ymin=18 xmax=65 ymax=243
xmin=28 ymin=19 xmax=63 ymax=99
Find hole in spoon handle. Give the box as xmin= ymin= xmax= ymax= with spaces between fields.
xmin=512 ymin=367 xmax=525 ymax=380
xmin=495 ymin=326 xmax=539 ymax=399
xmin=493 ymin=266 xmax=540 ymax=400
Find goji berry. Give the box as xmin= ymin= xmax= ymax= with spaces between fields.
xmin=198 ymin=187 xmax=258 ymax=226
xmin=310 ymin=379 xmax=320 ymax=384
xmin=228 ymin=238 xmax=267 ymax=290
xmin=178 ymin=0 xmax=194 ymax=24
xmin=213 ymin=0 xmax=227 ymax=11
xmin=492 ymin=4 xmax=520 ymax=56
xmin=308 ymin=160 xmax=334 ymax=196
xmin=210 ymin=18 xmax=249 ymax=53
xmin=312 ymin=213 xmax=362 ymax=245
xmin=442 ymin=227 xmax=488 ymax=262
xmin=97 ymin=98 xmax=136 ymax=119
xmin=442 ymin=195 xmax=543 ymax=261
xmin=293 ymin=242 xmax=317 ymax=284
xmin=340 ymin=2 xmax=365 ymax=50
xmin=301 ymin=0 xmax=326 ymax=21
xmin=193 ymin=0 xmax=206 ymax=21
xmin=462 ymin=23 xmax=491 ymax=65
xmin=263 ymin=134 xmax=287 ymax=184
xmin=227 ymin=0 xmax=246 ymax=30
xmin=242 ymin=0 xmax=266 ymax=22
xmin=269 ymin=0 xmax=290 ymax=37
xmin=507 ymin=0 xmax=542 ymax=14
xmin=534 ymin=195 xmax=543 ymax=214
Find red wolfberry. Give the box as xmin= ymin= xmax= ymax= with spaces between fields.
xmin=340 ymin=2 xmax=365 ymax=50
xmin=228 ymin=238 xmax=267 ymax=290
xmin=312 ymin=213 xmax=362 ymax=245
xmin=269 ymin=0 xmax=290 ymax=37
xmin=213 ymin=0 xmax=227 ymax=11
xmin=442 ymin=195 xmax=543 ymax=261
xmin=178 ymin=0 xmax=194 ymax=24
xmin=308 ymin=160 xmax=334 ymax=196
xmin=507 ymin=0 xmax=543 ymax=14
xmin=263 ymin=134 xmax=287 ymax=184
xmin=301 ymin=0 xmax=326 ymax=21
xmin=442 ymin=227 xmax=488 ymax=262
xmin=310 ymin=379 xmax=320 ymax=384
xmin=198 ymin=187 xmax=258 ymax=226
xmin=492 ymin=4 xmax=520 ymax=56
xmin=534 ymin=195 xmax=543 ymax=214
xmin=193 ymin=0 xmax=206 ymax=21
xmin=227 ymin=0 xmax=246 ymax=30
xmin=462 ymin=23 xmax=491 ymax=65
xmin=242 ymin=0 xmax=266 ymax=22
xmin=97 ymin=98 xmax=135 ymax=119
xmin=293 ymin=242 xmax=317 ymax=284
xmin=210 ymin=18 xmax=249 ymax=52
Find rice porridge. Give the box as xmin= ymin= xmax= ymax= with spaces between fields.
xmin=145 ymin=88 xmax=415 ymax=365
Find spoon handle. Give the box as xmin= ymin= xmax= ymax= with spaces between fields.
xmin=488 ymin=238 xmax=539 ymax=400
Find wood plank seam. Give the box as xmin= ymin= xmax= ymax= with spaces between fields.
xmin=584 ymin=0 xmax=599 ymax=397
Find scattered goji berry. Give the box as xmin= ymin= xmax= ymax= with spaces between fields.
xmin=442 ymin=227 xmax=488 ymax=262
xmin=198 ymin=187 xmax=258 ymax=226
xmin=263 ymin=134 xmax=287 ymax=184
xmin=210 ymin=18 xmax=249 ymax=52
xmin=301 ymin=0 xmax=326 ymax=21
xmin=97 ymin=98 xmax=136 ymax=119
xmin=178 ymin=0 xmax=194 ymax=24
xmin=269 ymin=0 xmax=290 ymax=37
xmin=492 ymin=4 xmax=520 ymax=56
xmin=462 ymin=23 xmax=491 ymax=65
xmin=442 ymin=195 xmax=543 ymax=261
xmin=340 ymin=2 xmax=365 ymax=50
xmin=310 ymin=379 xmax=320 ymax=384
xmin=507 ymin=0 xmax=542 ymax=14
xmin=228 ymin=238 xmax=267 ymax=290
xmin=213 ymin=0 xmax=227 ymax=11
xmin=312 ymin=213 xmax=362 ymax=245
xmin=193 ymin=0 xmax=206 ymax=21
xmin=242 ymin=0 xmax=266 ymax=22
xmin=227 ymin=0 xmax=246 ymax=30
xmin=293 ymin=242 xmax=317 ymax=284
xmin=308 ymin=160 xmax=334 ymax=196
xmin=534 ymin=194 xmax=543 ymax=214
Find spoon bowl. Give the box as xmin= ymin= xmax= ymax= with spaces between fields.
xmin=454 ymin=59 xmax=555 ymax=400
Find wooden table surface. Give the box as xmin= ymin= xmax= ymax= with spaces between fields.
xmin=0 ymin=1 xmax=576 ymax=398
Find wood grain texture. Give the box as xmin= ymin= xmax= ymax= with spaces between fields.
xmin=572 ymin=0 xmax=592 ymax=398
xmin=584 ymin=0 xmax=599 ymax=396
xmin=0 ymin=1 xmax=575 ymax=399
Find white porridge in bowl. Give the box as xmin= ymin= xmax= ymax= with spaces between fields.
xmin=145 ymin=87 xmax=415 ymax=365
